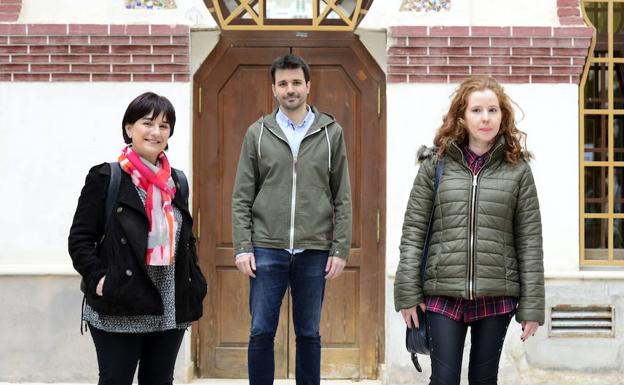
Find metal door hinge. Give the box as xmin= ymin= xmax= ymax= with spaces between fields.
xmin=377 ymin=87 xmax=381 ymax=118
xmin=195 ymin=330 xmax=201 ymax=370
xmin=375 ymin=334 xmax=380 ymax=376
xmin=196 ymin=208 xmax=201 ymax=242
xmin=198 ymin=86 xmax=202 ymax=114
xmin=376 ymin=209 xmax=380 ymax=243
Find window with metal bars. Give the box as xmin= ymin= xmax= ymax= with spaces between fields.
xmin=580 ymin=0 xmax=624 ymax=266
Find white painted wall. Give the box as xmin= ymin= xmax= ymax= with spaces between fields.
xmin=360 ymin=0 xmax=558 ymax=29
xmin=19 ymin=0 xmax=217 ymax=27
xmin=385 ymin=82 xmax=581 ymax=276
xmin=0 ymin=83 xmax=192 ymax=273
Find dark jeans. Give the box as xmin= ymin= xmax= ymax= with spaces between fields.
xmin=427 ymin=312 xmax=513 ymax=385
xmin=89 ymin=324 xmax=185 ymax=385
xmin=248 ymin=247 xmax=329 ymax=385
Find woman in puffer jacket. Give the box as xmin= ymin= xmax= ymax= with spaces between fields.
xmin=394 ymin=76 xmax=544 ymax=385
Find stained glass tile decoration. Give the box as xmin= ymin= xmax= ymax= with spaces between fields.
xmin=126 ymin=0 xmax=177 ymax=10
xmin=400 ymin=0 xmax=451 ymax=12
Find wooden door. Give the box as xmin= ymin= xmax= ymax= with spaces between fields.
xmin=193 ymin=32 xmax=385 ymax=380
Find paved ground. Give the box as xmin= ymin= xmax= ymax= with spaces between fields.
xmin=0 ymin=380 xmax=382 ymax=385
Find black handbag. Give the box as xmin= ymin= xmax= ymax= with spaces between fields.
xmin=405 ymin=156 xmax=444 ymax=372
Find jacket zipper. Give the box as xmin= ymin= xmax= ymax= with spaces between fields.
xmin=290 ymin=155 xmax=297 ymax=249
xmin=468 ymin=173 xmax=478 ymax=300
xmin=462 ymin=143 xmax=502 ymax=300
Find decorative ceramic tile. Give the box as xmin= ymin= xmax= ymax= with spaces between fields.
xmin=400 ymin=0 xmax=451 ymax=12
xmin=125 ymin=0 xmax=177 ymax=10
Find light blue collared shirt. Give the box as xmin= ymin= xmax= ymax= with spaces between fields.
xmin=275 ymin=106 xmax=315 ymax=157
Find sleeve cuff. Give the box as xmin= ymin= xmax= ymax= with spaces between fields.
xmin=329 ymin=246 xmax=349 ymax=260
xmin=234 ymin=245 xmax=254 ymax=258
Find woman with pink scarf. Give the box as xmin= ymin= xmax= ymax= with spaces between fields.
xmin=68 ymin=92 xmax=207 ymax=385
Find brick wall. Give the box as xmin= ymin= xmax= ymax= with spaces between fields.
xmin=388 ymin=0 xmax=592 ymax=84
xmin=558 ymin=0 xmax=584 ymax=26
xmin=387 ymin=26 xmax=593 ymax=84
xmin=0 ymin=24 xmax=190 ymax=82
xmin=0 ymin=0 xmax=21 ymax=22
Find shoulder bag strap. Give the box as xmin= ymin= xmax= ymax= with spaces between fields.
xmin=103 ymin=162 xmax=121 ymax=240
xmin=173 ymin=168 xmax=189 ymax=205
xmin=419 ymin=157 xmax=445 ymax=283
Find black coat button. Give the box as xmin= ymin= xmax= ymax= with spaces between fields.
xmin=120 ymin=237 xmax=127 ymax=245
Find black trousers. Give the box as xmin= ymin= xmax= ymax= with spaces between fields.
xmin=427 ymin=312 xmax=513 ymax=385
xmin=89 ymin=324 xmax=185 ymax=385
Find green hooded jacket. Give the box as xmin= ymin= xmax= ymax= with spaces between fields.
xmin=232 ymin=106 xmax=352 ymax=259
xmin=394 ymin=138 xmax=545 ymax=324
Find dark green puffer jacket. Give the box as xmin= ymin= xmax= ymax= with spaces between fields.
xmin=394 ymin=138 xmax=545 ymax=324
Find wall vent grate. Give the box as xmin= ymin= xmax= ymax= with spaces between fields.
xmin=549 ymin=305 xmax=614 ymax=338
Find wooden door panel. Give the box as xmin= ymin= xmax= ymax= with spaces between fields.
xmin=321 ymin=269 xmax=359 ymax=343
xmin=217 ymin=66 xmax=273 ymax=248
xmin=307 ymin=65 xmax=362 ymax=248
xmin=195 ymin=44 xmax=290 ymax=378
xmin=213 ymin=268 xmax=249 ymax=374
xmin=217 ymin=268 xmax=250 ymax=344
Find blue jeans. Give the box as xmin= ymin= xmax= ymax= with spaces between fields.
xmin=248 ymin=247 xmax=329 ymax=385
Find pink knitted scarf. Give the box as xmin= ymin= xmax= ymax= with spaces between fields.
xmin=118 ymin=146 xmax=177 ymax=266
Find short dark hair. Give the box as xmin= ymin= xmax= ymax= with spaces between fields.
xmin=121 ymin=92 xmax=176 ymax=146
xmin=270 ymin=54 xmax=310 ymax=84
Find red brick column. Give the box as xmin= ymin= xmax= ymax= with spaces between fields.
xmin=558 ymin=0 xmax=585 ymax=26
xmin=387 ymin=26 xmax=593 ymax=84
xmin=0 ymin=24 xmax=190 ymax=82
xmin=0 ymin=0 xmax=21 ymax=22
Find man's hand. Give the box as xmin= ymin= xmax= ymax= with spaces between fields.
xmin=325 ymin=256 xmax=346 ymax=279
xmin=520 ymin=320 xmax=539 ymax=342
xmin=400 ymin=303 xmax=426 ymax=329
xmin=96 ymin=275 xmax=106 ymax=296
xmin=235 ymin=252 xmax=256 ymax=278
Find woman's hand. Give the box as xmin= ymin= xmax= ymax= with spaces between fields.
xmin=521 ymin=320 xmax=539 ymax=341
xmin=400 ymin=303 xmax=426 ymax=329
xmin=96 ymin=275 xmax=106 ymax=296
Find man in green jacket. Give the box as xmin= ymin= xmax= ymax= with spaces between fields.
xmin=232 ymin=54 xmax=352 ymax=385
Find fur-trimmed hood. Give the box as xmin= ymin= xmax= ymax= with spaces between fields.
xmin=416 ymin=136 xmax=533 ymax=165
xmin=416 ymin=145 xmax=437 ymax=163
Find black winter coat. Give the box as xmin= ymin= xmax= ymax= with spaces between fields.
xmin=68 ymin=163 xmax=207 ymax=323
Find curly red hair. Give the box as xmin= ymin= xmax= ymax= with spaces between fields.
xmin=433 ymin=76 xmax=528 ymax=164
